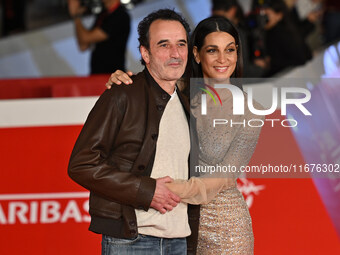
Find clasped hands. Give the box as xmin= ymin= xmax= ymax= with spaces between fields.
xmin=150 ymin=176 xmax=181 ymax=214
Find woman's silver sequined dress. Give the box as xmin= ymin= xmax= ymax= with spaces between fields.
xmin=168 ymin=88 xmax=263 ymax=254
xmin=198 ymin=188 xmax=254 ymax=254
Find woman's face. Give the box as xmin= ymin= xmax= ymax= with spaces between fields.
xmin=194 ymin=31 xmax=237 ymax=80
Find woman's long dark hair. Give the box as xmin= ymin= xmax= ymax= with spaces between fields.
xmin=184 ymin=16 xmax=243 ymax=95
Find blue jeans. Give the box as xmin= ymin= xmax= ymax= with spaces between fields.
xmin=101 ymin=234 xmax=187 ymax=255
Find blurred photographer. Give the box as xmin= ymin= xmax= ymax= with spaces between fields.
xmin=263 ymin=0 xmax=312 ymax=76
xmin=68 ymin=0 xmax=130 ymax=74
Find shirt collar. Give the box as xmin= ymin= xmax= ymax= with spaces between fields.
xmin=169 ymin=87 xmax=177 ymax=101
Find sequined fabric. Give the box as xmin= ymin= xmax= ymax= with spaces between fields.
xmin=197 ymin=187 xmax=254 ymax=254
xmin=190 ymin=86 xmax=263 ymax=254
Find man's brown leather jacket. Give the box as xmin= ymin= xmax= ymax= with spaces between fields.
xmin=68 ymin=69 xmax=200 ymax=254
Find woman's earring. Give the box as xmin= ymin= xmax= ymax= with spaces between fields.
xmin=195 ymin=59 xmax=200 ymax=64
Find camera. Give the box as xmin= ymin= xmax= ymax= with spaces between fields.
xmin=80 ymin=0 xmax=104 ymax=14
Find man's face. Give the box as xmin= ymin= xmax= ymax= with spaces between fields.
xmin=141 ymin=20 xmax=188 ymax=85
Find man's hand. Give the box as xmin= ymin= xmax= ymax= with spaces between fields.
xmin=106 ymin=70 xmax=134 ymax=89
xmin=150 ymin=176 xmax=181 ymax=214
xmin=68 ymin=0 xmax=86 ymax=18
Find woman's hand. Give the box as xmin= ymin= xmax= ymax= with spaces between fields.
xmin=105 ymin=70 xmax=134 ymax=89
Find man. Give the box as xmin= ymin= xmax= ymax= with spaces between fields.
xmin=68 ymin=9 xmax=199 ymax=255
xmin=67 ymin=0 xmax=130 ymax=74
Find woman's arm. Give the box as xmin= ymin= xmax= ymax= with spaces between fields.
xmin=166 ymin=94 xmax=264 ymax=205
xmin=166 ymin=177 xmax=234 ymax=205
xmin=105 ymin=70 xmax=187 ymax=91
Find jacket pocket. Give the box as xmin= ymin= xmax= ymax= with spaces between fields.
xmin=89 ymin=192 xmax=122 ymax=219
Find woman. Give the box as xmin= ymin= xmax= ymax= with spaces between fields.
xmin=107 ymin=16 xmax=263 ymax=254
